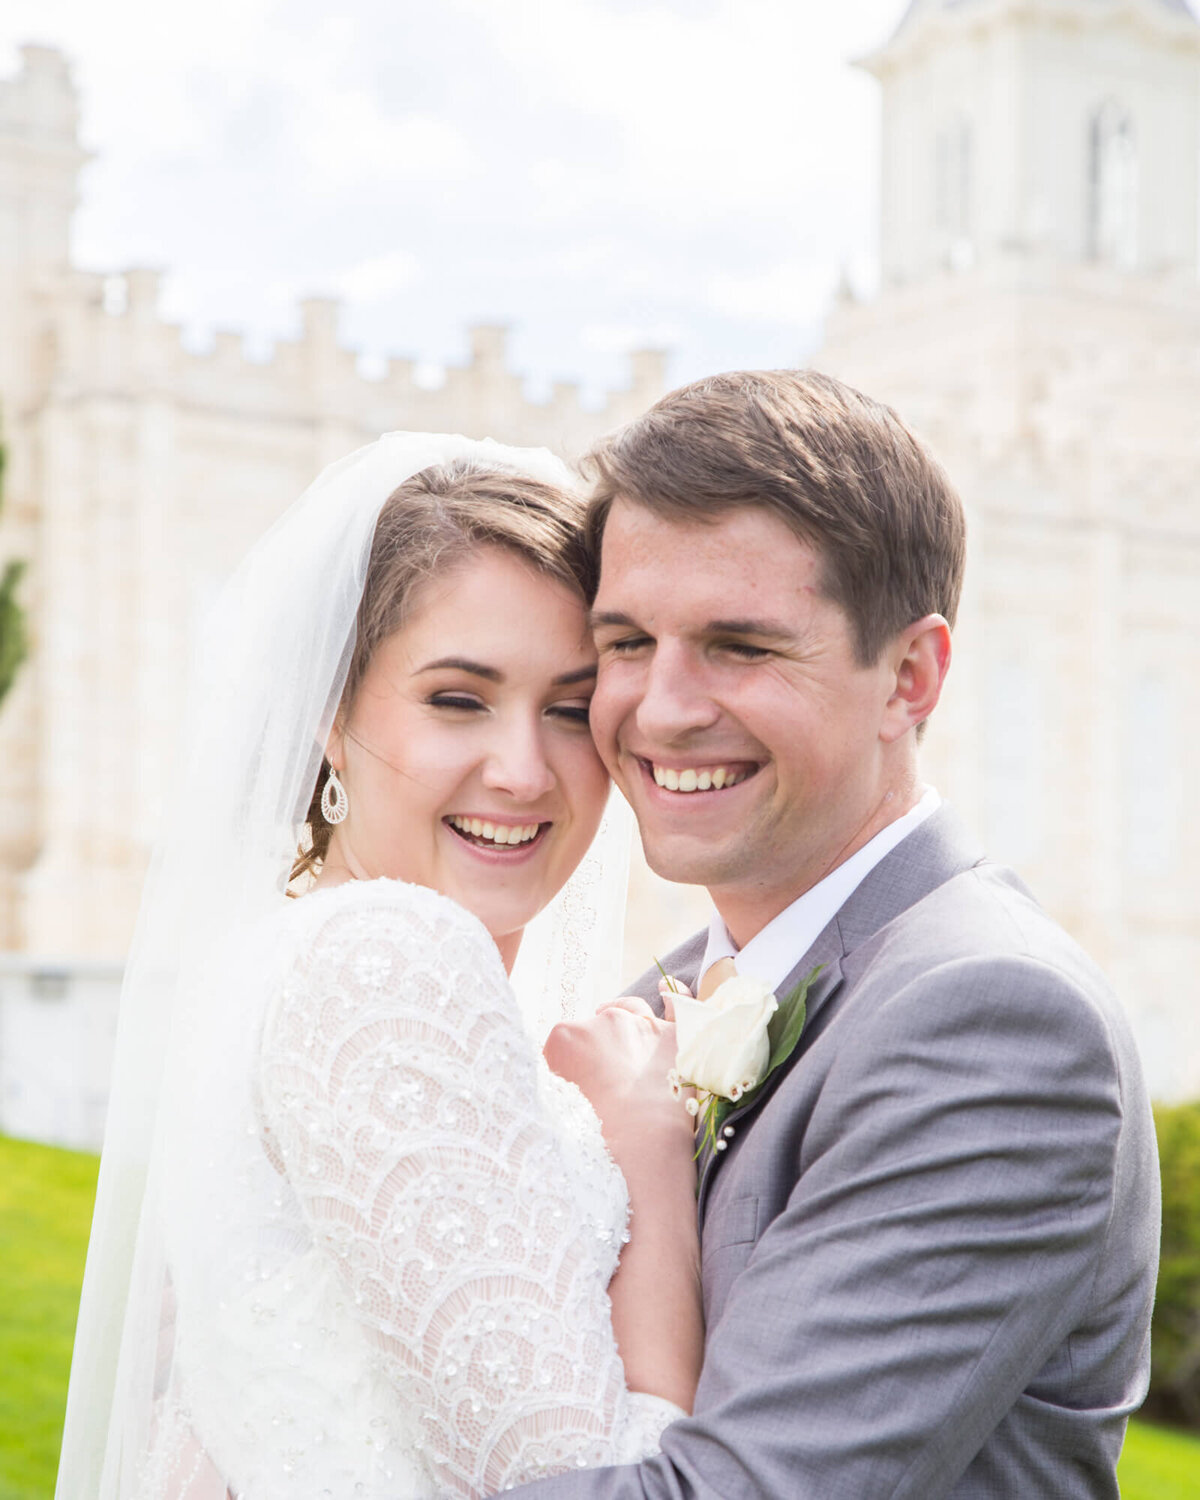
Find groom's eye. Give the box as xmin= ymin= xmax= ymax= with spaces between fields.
xmin=720 ymin=641 xmax=772 ymax=660
xmin=601 ymin=634 xmax=652 ymax=656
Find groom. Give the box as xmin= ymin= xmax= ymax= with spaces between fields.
xmin=520 ymin=370 xmax=1159 ymax=1497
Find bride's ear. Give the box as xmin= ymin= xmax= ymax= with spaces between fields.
xmin=325 ymin=722 xmax=345 ymax=772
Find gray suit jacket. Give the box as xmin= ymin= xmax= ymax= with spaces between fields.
xmin=510 ymin=805 xmax=1160 ymax=1498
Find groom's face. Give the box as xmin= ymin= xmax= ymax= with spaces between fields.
xmin=590 ymin=499 xmax=902 ymax=939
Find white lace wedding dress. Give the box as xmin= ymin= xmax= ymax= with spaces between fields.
xmin=138 ymin=879 xmax=679 ymax=1500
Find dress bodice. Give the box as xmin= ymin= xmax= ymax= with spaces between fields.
xmin=138 ymin=880 xmax=677 ymax=1499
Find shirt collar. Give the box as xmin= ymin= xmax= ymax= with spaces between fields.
xmin=699 ymin=786 xmax=942 ymax=994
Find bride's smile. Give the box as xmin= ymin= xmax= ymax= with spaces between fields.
xmin=318 ymin=544 xmax=610 ymax=968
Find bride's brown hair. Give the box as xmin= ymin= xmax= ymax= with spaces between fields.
xmin=289 ymin=459 xmax=591 ymax=887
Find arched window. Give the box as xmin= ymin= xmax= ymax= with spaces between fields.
xmin=933 ymin=113 xmax=973 ymax=241
xmin=1087 ymin=101 xmax=1138 ymax=268
xmin=932 ymin=113 xmax=974 ymax=269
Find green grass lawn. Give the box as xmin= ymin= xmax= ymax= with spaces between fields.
xmin=1 ymin=1132 xmax=1198 ymax=1499
xmin=1118 ymin=1419 xmax=1200 ymax=1499
xmin=0 ymin=1134 xmax=99 ymax=1500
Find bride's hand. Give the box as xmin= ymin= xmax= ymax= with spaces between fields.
xmin=546 ymin=996 xmax=704 ymax=1413
xmin=543 ymin=999 xmax=692 ymax=1158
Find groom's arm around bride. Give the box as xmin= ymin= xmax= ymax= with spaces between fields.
xmin=513 ymin=369 xmax=1160 ymax=1500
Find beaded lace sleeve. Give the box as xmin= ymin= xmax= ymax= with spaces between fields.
xmin=258 ymin=880 xmax=679 ymax=1497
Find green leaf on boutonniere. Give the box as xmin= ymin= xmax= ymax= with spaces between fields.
xmin=717 ymin=963 xmax=825 ymax=1127
xmin=764 ymin=963 xmax=824 ymax=1077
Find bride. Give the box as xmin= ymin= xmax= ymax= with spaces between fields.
xmin=55 ymin=434 xmax=702 ymax=1500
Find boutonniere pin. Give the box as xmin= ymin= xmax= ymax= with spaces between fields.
xmin=663 ymin=963 xmax=824 ymax=1158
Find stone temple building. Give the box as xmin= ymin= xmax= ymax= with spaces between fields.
xmin=1 ymin=0 xmax=1199 ymax=1145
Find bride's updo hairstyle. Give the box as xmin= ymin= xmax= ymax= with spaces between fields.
xmin=290 ymin=458 xmax=591 ymax=885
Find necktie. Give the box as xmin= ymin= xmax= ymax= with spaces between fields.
xmin=696 ymin=955 xmax=738 ymax=1001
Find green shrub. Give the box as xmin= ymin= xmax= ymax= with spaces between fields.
xmin=1144 ymin=1100 xmax=1200 ymax=1428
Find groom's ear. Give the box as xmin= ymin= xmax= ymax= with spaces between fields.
xmin=879 ymin=613 xmax=952 ymax=743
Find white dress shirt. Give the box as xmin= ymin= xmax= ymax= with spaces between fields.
xmin=698 ymin=786 xmax=942 ymax=994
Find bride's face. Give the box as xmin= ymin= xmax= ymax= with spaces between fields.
xmin=323 ymin=545 xmax=610 ymax=966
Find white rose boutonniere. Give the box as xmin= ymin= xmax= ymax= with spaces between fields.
xmin=673 ymin=975 xmax=778 ymax=1101
xmin=666 ymin=963 xmax=825 ymax=1158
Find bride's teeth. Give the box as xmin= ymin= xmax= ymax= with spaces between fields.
xmin=450 ymin=819 xmax=546 ymax=846
xmin=653 ymin=766 xmax=667 ymax=788
xmin=711 ymin=768 xmax=727 ymax=789
xmin=696 ymin=770 xmax=712 ymax=791
xmin=678 ymin=769 xmax=698 ymax=792
xmin=663 ymin=768 xmax=681 ymax=791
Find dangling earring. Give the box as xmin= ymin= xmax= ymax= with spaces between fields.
xmin=321 ymin=765 xmax=349 ymax=825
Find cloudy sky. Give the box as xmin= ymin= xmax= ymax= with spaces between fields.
xmin=2 ymin=0 xmax=907 ymax=403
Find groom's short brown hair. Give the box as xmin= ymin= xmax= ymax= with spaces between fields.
xmin=584 ymin=368 xmax=966 ymax=666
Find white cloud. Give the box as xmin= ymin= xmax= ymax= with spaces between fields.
xmin=706 ymin=259 xmax=839 ymax=327
xmin=446 ymin=0 xmax=894 ymax=224
xmin=334 ymin=250 xmax=422 ymax=302
xmin=298 ymin=97 xmax=477 ymax=189
xmin=581 ymin=320 xmax=683 ymax=352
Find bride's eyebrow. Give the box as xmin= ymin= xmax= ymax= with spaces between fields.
xmin=414 ymin=658 xmax=597 ymax=687
xmin=416 ymin=657 xmax=502 ymax=682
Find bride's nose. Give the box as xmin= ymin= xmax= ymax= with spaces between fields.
xmin=480 ymin=713 xmax=556 ymax=802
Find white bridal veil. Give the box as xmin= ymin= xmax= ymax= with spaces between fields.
xmin=55 ymin=432 xmax=631 ymax=1500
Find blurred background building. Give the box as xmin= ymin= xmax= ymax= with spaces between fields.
xmin=0 ymin=0 xmax=1197 ymax=1146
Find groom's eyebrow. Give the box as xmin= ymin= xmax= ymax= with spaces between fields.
xmin=589 ymin=610 xmax=795 ymax=641
xmin=706 ymin=617 xmax=793 ymax=639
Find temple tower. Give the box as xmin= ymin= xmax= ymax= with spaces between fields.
xmin=816 ymin=0 xmax=1200 ymax=1097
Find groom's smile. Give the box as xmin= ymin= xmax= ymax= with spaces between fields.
xmin=590 ymin=498 xmax=909 ymax=943
xmin=644 ymin=760 xmax=758 ymax=793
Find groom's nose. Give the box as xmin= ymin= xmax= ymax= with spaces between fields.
xmin=634 ymin=642 xmax=721 ymax=743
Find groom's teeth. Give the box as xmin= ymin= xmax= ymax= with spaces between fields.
xmin=650 ymin=764 xmax=742 ymax=792
xmin=650 ymin=763 xmax=746 ymax=794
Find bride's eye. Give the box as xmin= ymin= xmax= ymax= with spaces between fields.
xmin=429 ymin=692 xmax=486 ymax=712
xmin=546 ymin=701 xmax=592 ymax=725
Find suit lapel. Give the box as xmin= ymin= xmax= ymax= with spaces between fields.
xmin=695 ymin=805 xmax=986 ymax=1212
